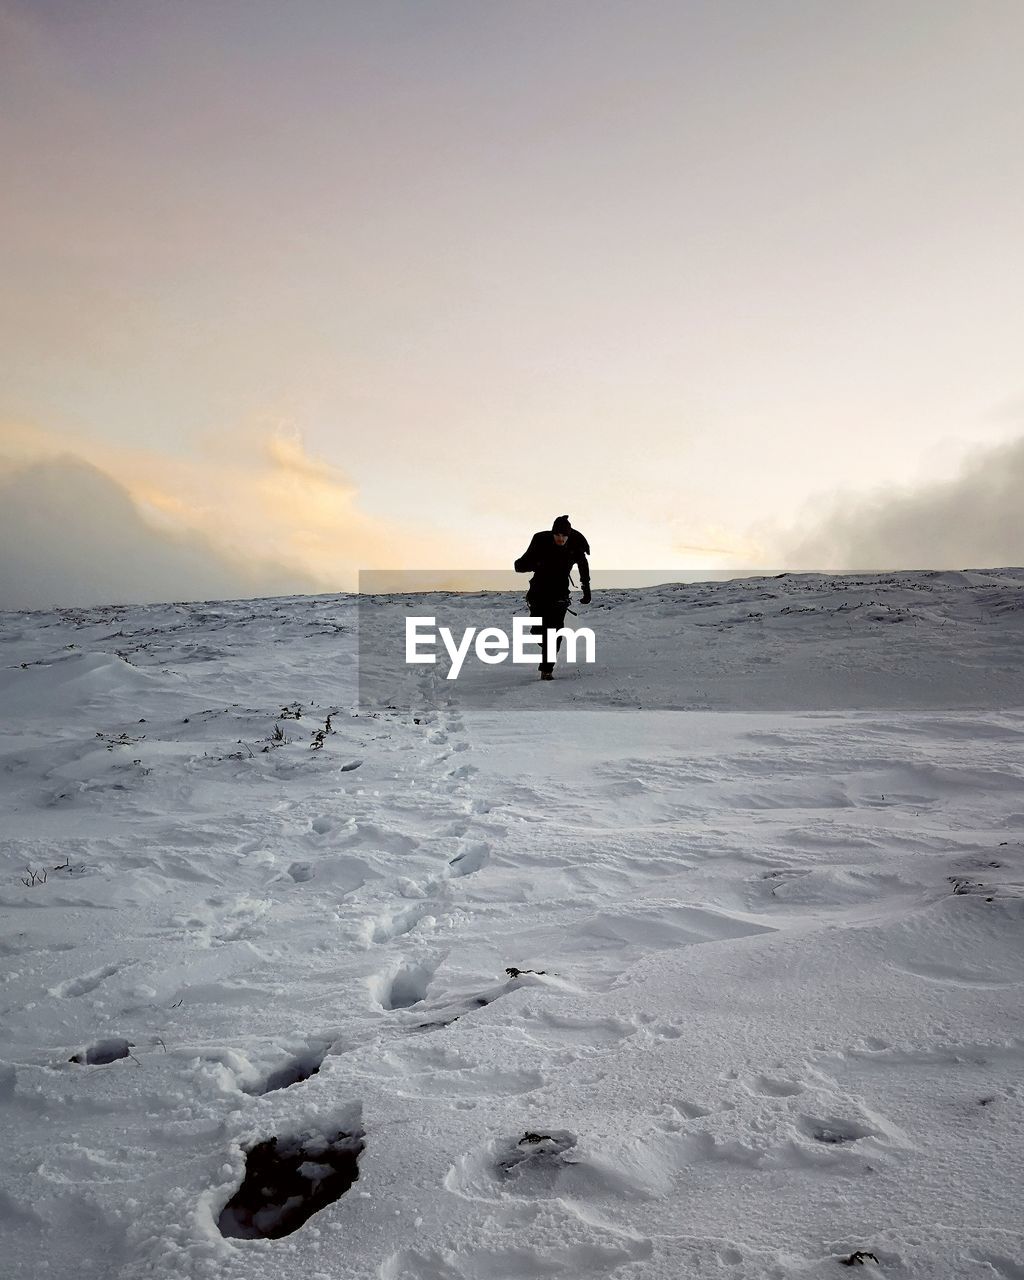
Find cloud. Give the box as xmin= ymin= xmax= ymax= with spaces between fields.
xmin=0 ymin=421 xmax=464 ymax=609
xmin=0 ymin=454 xmax=318 ymax=610
xmin=780 ymin=434 xmax=1024 ymax=570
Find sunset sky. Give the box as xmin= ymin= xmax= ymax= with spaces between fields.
xmin=2 ymin=0 xmax=1023 ymax=606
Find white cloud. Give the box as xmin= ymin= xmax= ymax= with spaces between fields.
xmin=781 ymin=435 xmax=1024 ymax=570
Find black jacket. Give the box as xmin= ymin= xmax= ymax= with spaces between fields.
xmin=514 ymin=529 xmax=591 ymax=599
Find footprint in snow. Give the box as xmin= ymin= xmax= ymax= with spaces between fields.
xmin=408 ymin=970 xmax=541 ymax=1030
xmin=496 ymin=1128 xmax=578 ymax=1174
xmin=243 ymin=1042 xmax=332 ymax=1095
xmin=51 ymin=963 xmax=120 ymax=998
xmin=217 ymin=1122 xmax=364 ymax=1239
xmin=654 ymin=1098 xmax=714 ymax=1130
xmin=744 ymin=1072 xmax=805 ymax=1097
xmin=370 ymin=901 xmax=434 ymax=944
xmin=69 ymin=1037 xmax=134 ymax=1065
xmin=442 ymin=1130 xmax=579 ymax=1202
xmin=371 ymin=959 xmax=437 ymax=1011
xmin=447 ymin=841 xmax=490 ymax=877
xmin=445 ymin=1128 xmax=667 ymax=1210
xmin=800 ymin=1114 xmax=878 ymax=1145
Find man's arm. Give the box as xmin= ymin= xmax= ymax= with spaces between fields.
xmin=514 ymin=533 xmax=542 ymax=573
xmin=573 ymin=534 xmax=591 ymax=602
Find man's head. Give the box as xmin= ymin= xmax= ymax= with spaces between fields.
xmin=552 ymin=515 xmax=571 ymax=545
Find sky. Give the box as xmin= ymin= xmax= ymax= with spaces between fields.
xmin=2 ymin=0 xmax=1023 ymax=607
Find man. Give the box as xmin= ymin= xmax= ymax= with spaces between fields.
xmin=514 ymin=514 xmax=591 ymax=680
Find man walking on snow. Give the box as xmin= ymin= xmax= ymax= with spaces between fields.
xmin=514 ymin=515 xmax=591 ymax=680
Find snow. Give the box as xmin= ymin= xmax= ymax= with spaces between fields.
xmin=1 ymin=571 xmax=1023 ymax=1279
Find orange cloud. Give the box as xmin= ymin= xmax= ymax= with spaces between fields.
xmin=0 ymin=419 xmax=464 ymax=605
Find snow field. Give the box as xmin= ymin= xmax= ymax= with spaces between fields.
xmin=1 ymin=574 xmax=1023 ymax=1279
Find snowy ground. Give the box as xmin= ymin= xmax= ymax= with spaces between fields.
xmin=1 ymin=571 xmax=1023 ymax=1280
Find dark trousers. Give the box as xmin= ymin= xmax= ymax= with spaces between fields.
xmin=527 ymin=594 xmax=569 ymax=673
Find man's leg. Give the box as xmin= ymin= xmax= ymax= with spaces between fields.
xmin=527 ymin=595 xmax=548 ymax=673
xmin=532 ymin=610 xmax=553 ymax=674
xmin=539 ymin=600 xmax=568 ymax=675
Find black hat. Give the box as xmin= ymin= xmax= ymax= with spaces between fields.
xmin=552 ymin=515 xmax=572 ymax=534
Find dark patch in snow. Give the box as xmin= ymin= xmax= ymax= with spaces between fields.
xmin=447 ymin=841 xmax=489 ymax=876
xmin=217 ymin=1126 xmax=364 ymax=1240
xmin=69 ymin=1036 xmax=134 ymax=1065
xmin=807 ymin=1119 xmax=873 ymax=1145
xmin=814 ymin=1128 xmax=856 ymax=1145
xmin=411 ymin=973 xmax=524 ymax=1030
xmin=949 ymin=876 xmax=985 ymax=895
xmin=381 ymin=962 xmax=433 ymax=1011
xmin=247 ymin=1044 xmax=331 ymax=1095
xmin=496 ymin=1129 xmax=578 ymax=1174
